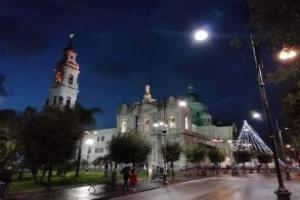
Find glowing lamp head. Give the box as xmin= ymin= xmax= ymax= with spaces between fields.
xmin=286 ymin=144 xmax=292 ymax=149
xmin=153 ymin=123 xmax=159 ymax=128
xmin=85 ymin=139 xmax=94 ymax=146
xmin=278 ymin=48 xmax=297 ymax=60
xmin=178 ymin=100 xmax=187 ymax=107
xmin=194 ymin=30 xmax=208 ymax=41
xmin=252 ymin=111 xmax=262 ymax=120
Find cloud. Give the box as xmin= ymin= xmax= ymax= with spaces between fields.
xmin=0 ymin=74 xmax=7 ymax=98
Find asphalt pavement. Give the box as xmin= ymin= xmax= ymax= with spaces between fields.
xmin=112 ymin=174 xmax=300 ymax=200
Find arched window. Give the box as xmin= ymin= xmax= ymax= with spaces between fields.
xmin=55 ymin=71 xmax=63 ymax=83
xmin=53 ymin=96 xmax=57 ymax=105
xmin=185 ymin=117 xmax=189 ymax=130
xmin=66 ymin=97 xmax=71 ymax=108
xmin=144 ymin=119 xmax=150 ymax=132
xmin=58 ymin=96 xmax=64 ymax=104
xmin=121 ymin=121 xmax=127 ymax=133
xmin=170 ymin=116 xmax=176 ymax=128
xmin=68 ymin=74 xmax=74 ymax=85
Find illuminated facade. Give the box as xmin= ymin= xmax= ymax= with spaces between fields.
xmin=46 ymin=34 xmax=80 ymax=109
xmin=82 ymin=85 xmax=235 ymax=170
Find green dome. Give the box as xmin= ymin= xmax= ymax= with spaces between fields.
xmin=185 ymin=85 xmax=202 ymax=102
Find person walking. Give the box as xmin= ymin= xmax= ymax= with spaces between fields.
xmin=120 ymin=166 xmax=130 ymax=191
xmin=129 ymin=169 xmax=138 ymax=191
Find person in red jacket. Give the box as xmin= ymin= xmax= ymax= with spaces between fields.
xmin=129 ymin=169 xmax=137 ymax=191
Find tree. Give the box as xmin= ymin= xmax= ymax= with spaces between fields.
xmin=233 ymin=150 xmax=252 ymax=173
xmin=162 ymin=141 xmax=182 ymax=177
xmin=233 ymin=150 xmax=252 ymax=164
xmin=109 ymin=133 xmax=151 ymax=169
xmin=208 ymin=148 xmax=225 ymax=175
xmin=185 ymin=144 xmax=207 ymax=174
xmin=247 ymin=0 xmax=300 ymax=47
xmin=0 ymin=109 xmax=19 ymax=169
xmin=73 ymin=104 xmax=102 ymax=177
xmin=247 ymin=0 xmax=300 ymax=138
xmin=208 ymin=148 xmax=225 ymax=164
xmin=18 ymin=107 xmax=84 ymax=186
xmin=257 ymin=153 xmax=273 ymax=171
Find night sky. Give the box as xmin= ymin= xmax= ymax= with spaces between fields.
xmin=0 ymin=0 xmax=282 ymax=137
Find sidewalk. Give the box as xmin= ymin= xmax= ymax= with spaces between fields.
xmin=6 ymin=180 xmax=162 ymax=200
xmin=4 ymin=170 xmax=221 ymax=200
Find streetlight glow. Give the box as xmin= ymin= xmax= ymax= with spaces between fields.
xmin=85 ymin=138 xmax=94 ymax=145
xmin=193 ymin=30 xmax=208 ymax=41
xmin=178 ymin=100 xmax=187 ymax=107
xmin=278 ymin=48 xmax=297 ymax=60
xmin=286 ymin=144 xmax=292 ymax=149
xmin=252 ymin=111 xmax=262 ymax=120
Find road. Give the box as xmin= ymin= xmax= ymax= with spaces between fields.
xmin=112 ymin=174 xmax=300 ymax=200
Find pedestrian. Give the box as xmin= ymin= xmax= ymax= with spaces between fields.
xmin=120 ymin=166 xmax=130 ymax=191
xmin=129 ymin=169 xmax=138 ymax=191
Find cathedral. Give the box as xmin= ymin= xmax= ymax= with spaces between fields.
xmin=47 ymin=35 xmax=235 ymax=171
xmin=82 ymin=85 xmax=235 ymax=171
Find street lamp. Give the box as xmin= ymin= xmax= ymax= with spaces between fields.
xmin=251 ymin=111 xmax=262 ymax=120
xmin=85 ymin=138 xmax=94 ymax=170
xmin=193 ymin=29 xmax=209 ymax=41
xmin=248 ymin=26 xmax=291 ymax=200
xmin=178 ymin=100 xmax=187 ymax=107
xmin=278 ymin=48 xmax=298 ymax=60
xmin=191 ymin=12 xmax=291 ymax=198
xmin=153 ymin=121 xmax=168 ymax=184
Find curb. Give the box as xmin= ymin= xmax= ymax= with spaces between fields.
xmin=92 ymin=185 xmax=163 ymax=200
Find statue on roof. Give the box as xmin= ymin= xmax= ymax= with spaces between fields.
xmin=142 ymin=85 xmax=156 ymax=104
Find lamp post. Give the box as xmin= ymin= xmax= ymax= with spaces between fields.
xmin=85 ymin=138 xmax=94 ymax=170
xmin=211 ymin=138 xmax=223 ymax=176
xmin=153 ymin=121 xmax=168 ymax=184
xmin=248 ymin=29 xmax=291 ymax=200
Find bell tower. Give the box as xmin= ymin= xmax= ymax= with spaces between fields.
xmin=47 ymin=33 xmax=80 ymax=109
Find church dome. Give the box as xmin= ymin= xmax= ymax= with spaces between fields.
xmin=185 ymin=85 xmax=202 ymax=102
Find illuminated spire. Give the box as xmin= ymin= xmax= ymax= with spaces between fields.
xmin=65 ymin=33 xmax=75 ymax=52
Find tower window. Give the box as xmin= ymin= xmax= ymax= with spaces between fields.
xmin=101 ymin=136 xmax=105 ymax=141
xmin=97 ymin=136 xmax=100 ymax=142
xmin=197 ymin=112 xmax=200 ymax=117
xmin=66 ymin=97 xmax=71 ymax=108
xmin=55 ymin=71 xmax=63 ymax=83
xmin=68 ymin=74 xmax=74 ymax=85
xmin=53 ymin=96 xmax=57 ymax=105
xmin=58 ymin=96 xmax=64 ymax=104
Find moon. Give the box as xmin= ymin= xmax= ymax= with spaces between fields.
xmin=194 ymin=30 xmax=208 ymax=41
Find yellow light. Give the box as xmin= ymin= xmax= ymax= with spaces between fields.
xmin=278 ymin=48 xmax=297 ymax=60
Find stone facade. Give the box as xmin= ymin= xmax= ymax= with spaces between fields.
xmin=82 ymin=85 xmax=235 ymax=170
xmin=47 ymin=34 xmax=80 ymax=109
